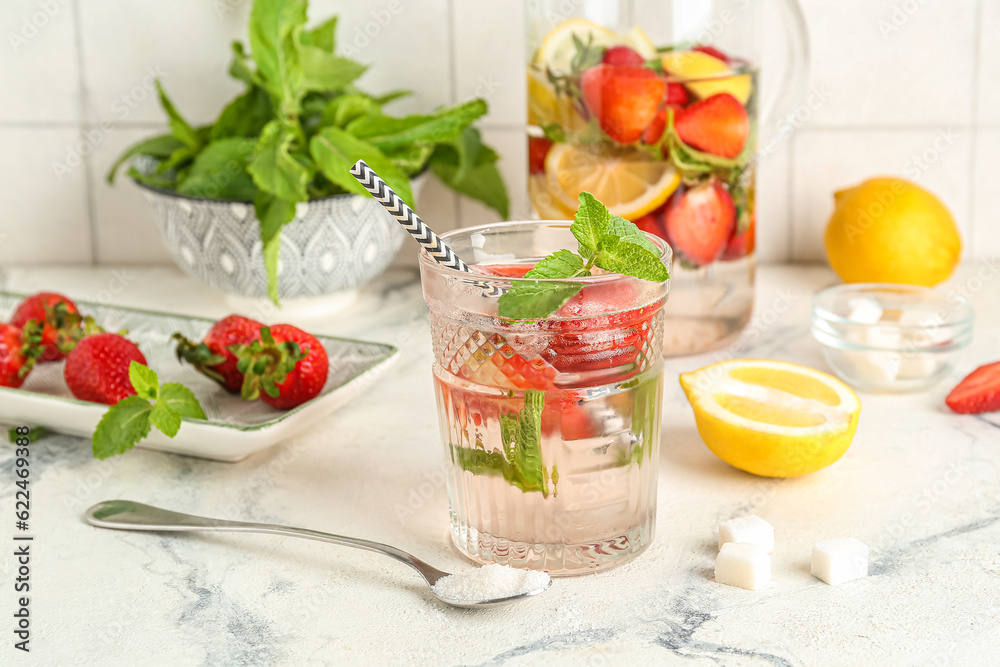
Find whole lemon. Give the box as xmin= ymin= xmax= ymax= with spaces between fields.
xmin=824 ymin=177 xmax=961 ymax=286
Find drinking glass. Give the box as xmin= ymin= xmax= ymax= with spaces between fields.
xmin=419 ymin=221 xmax=671 ymax=574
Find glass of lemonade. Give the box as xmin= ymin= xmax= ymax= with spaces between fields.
xmin=526 ymin=0 xmax=808 ymax=355
xmin=419 ymin=221 xmax=671 ymax=575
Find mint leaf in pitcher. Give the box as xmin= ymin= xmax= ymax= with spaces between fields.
xmin=497 ymin=193 xmax=669 ymax=321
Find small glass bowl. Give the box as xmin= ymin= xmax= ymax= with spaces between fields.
xmin=811 ymin=283 xmax=974 ymax=393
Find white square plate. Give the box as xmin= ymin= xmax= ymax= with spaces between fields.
xmin=0 ymin=292 xmax=399 ymax=461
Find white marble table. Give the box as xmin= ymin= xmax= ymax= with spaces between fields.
xmin=1 ymin=263 xmax=999 ymax=666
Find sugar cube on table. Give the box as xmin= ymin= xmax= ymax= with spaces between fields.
xmin=811 ymin=538 xmax=869 ymax=585
xmin=719 ymin=515 xmax=774 ymax=553
xmin=715 ymin=543 xmax=771 ymax=591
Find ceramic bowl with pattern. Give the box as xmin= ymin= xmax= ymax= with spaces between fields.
xmin=133 ymin=169 xmax=421 ymax=301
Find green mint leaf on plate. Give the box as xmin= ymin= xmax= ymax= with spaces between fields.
xmin=91 ymin=366 xmax=207 ymax=459
xmin=128 ymin=361 xmax=160 ymax=400
xmin=593 ymin=234 xmax=671 ymax=282
xmin=159 ymin=383 xmax=208 ymax=420
xmin=93 ymin=396 xmax=153 ymax=460
xmin=497 ymin=250 xmax=590 ymax=320
xmin=149 ymin=402 xmax=182 ymax=438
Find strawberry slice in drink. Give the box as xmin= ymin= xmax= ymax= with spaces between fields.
xmin=544 ymin=281 xmax=662 ymax=378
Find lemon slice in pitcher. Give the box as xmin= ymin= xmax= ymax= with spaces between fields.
xmin=544 ymin=144 xmax=680 ymax=220
xmin=534 ymin=19 xmax=657 ymax=73
xmin=680 ymin=359 xmax=861 ymax=477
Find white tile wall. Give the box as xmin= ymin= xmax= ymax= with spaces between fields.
xmin=0 ymin=0 xmax=996 ymax=267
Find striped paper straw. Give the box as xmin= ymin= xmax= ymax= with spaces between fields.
xmin=350 ymin=159 xmax=504 ymax=297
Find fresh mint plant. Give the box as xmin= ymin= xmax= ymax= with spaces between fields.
xmin=92 ymin=362 xmax=206 ymax=459
xmin=497 ymin=192 xmax=670 ymax=320
xmin=107 ymin=0 xmax=508 ymax=304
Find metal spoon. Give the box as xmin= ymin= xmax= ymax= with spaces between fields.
xmin=84 ymin=500 xmax=549 ymax=609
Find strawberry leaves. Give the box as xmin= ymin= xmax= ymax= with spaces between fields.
xmin=498 ymin=193 xmax=670 ymax=320
xmin=92 ymin=362 xmax=206 ymax=459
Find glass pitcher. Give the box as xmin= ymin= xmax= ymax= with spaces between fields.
xmin=525 ymin=0 xmax=809 ymax=355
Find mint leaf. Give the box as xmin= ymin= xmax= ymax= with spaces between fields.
xmin=497 ymin=281 xmax=583 ymax=320
xmin=320 ymin=94 xmax=380 ymax=129
xmin=129 ymin=362 xmax=159 ymax=400
xmin=92 ymin=396 xmax=152 ymax=460
xmin=309 ymin=126 xmax=413 ymax=203
xmin=384 ymin=143 xmax=435 ymax=177
xmin=211 ymin=87 xmax=273 ymax=141
xmin=603 ymin=217 xmax=659 ymax=254
xmin=92 ymin=370 xmax=207 ymax=459
xmin=301 ymin=47 xmax=367 ymax=93
xmin=497 ymin=250 xmax=589 ymax=320
xmin=346 ymin=99 xmax=488 ymax=151
xmin=249 ymin=0 xmax=308 ymax=112
xmin=253 ymin=192 xmax=297 ymax=304
xmin=452 ymin=389 xmax=552 ymax=496
xmin=177 ymin=138 xmax=257 ymax=201
xmin=593 ymin=235 xmax=670 ymax=282
xmin=428 ymin=127 xmax=509 ymax=217
xmin=106 ymin=134 xmax=184 ymax=184
xmin=149 ymin=402 xmax=182 ymax=438
xmin=571 ymin=192 xmax=612 ymax=258
xmin=155 ymin=80 xmax=201 ymax=150
xmin=301 ymin=16 xmax=337 ymax=52
xmin=249 ymin=120 xmax=311 ymax=203
xmin=228 ymin=41 xmax=258 ymax=86
xmin=525 ymin=249 xmax=588 ymax=279
xmin=159 ymin=383 xmax=208 ymax=420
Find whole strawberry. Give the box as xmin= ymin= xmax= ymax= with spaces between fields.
xmin=0 ymin=324 xmax=32 ymax=388
xmin=175 ymin=315 xmax=263 ymax=393
xmin=65 ymin=333 xmax=147 ymax=405
xmin=234 ymin=324 xmax=328 ymax=410
xmin=11 ymin=292 xmax=83 ymax=362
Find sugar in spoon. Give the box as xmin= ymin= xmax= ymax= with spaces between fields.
xmin=84 ymin=500 xmax=550 ymax=609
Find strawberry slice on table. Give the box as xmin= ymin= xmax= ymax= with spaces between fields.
xmin=674 ymin=93 xmax=749 ymax=159
xmin=174 ymin=314 xmax=263 ymax=393
xmin=0 ymin=324 xmax=33 ymax=388
xmin=64 ymin=333 xmax=147 ymax=405
xmin=602 ymin=45 xmax=646 ymax=67
xmin=581 ymin=65 xmax=666 ymax=144
xmin=233 ymin=324 xmax=329 ymax=409
xmin=945 ymin=361 xmax=1000 ymax=414
xmin=664 ymin=178 xmax=736 ymax=267
xmin=10 ymin=292 xmax=83 ymax=362
xmin=528 ymin=137 xmax=553 ymax=175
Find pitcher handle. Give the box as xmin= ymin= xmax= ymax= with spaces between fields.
xmin=759 ymin=0 xmax=810 ymax=153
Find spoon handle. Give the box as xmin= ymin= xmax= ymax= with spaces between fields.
xmin=84 ymin=500 xmax=449 ymax=585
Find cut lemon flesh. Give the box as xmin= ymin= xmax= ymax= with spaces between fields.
xmin=528 ymin=174 xmax=575 ymax=220
xmin=660 ymin=50 xmax=753 ymax=104
xmin=544 ymin=143 xmax=680 ymax=220
xmin=680 ymin=359 xmax=861 ymax=477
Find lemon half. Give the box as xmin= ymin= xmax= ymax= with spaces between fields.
xmin=680 ymin=359 xmax=861 ymax=477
